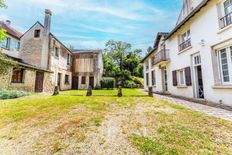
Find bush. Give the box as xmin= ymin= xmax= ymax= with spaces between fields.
xmin=124 ymin=80 xmax=137 ymax=88
xmin=100 ymin=77 xmax=115 ymax=89
xmin=0 ymin=89 xmax=30 ymax=100
xmin=131 ymin=76 xmax=144 ymax=88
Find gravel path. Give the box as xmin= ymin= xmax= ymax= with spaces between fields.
xmin=153 ymin=93 xmax=232 ymax=122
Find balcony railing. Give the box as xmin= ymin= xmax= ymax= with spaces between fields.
xmin=152 ymin=49 xmax=170 ymax=66
xmin=179 ymin=39 xmax=191 ymax=51
xmin=220 ymin=12 xmax=232 ymax=29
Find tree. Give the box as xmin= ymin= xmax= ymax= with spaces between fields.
xmin=147 ymin=46 xmax=153 ymax=54
xmin=103 ymin=40 xmax=144 ymax=87
xmin=0 ymin=0 xmax=17 ymax=75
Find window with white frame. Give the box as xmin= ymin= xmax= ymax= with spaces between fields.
xmin=224 ymin=0 xmax=232 ymax=15
xmin=220 ymin=0 xmax=232 ymax=28
xmin=178 ymin=70 xmax=185 ymax=85
xmin=218 ymin=46 xmax=232 ymax=84
xmin=179 ymin=30 xmax=191 ymax=51
xmin=2 ymin=37 xmax=11 ymax=49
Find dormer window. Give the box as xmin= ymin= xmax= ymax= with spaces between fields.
xmin=34 ymin=29 xmax=40 ymax=38
xmin=220 ymin=0 xmax=232 ymax=28
xmin=179 ymin=30 xmax=191 ymax=51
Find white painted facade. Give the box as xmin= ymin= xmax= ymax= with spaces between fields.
xmin=143 ymin=0 xmax=232 ymax=106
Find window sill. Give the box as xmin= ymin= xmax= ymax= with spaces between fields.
xmin=177 ymin=85 xmax=188 ymax=88
xmin=217 ymin=24 xmax=232 ymax=34
xmin=11 ymin=82 xmax=24 ymax=85
xmin=212 ymin=85 xmax=232 ymax=89
xmin=178 ymin=46 xmax=192 ymax=55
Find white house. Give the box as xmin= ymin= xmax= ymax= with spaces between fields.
xmin=142 ymin=0 xmax=232 ymax=106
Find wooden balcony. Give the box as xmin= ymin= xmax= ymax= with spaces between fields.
xmin=152 ymin=49 xmax=170 ymax=66
xmin=220 ymin=12 xmax=232 ymax=29
xmin=179 ymin=39 xmax=191 ymax=51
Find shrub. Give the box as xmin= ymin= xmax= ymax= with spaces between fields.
xmin=0 ymin=89 xmax=30 ymax=100
xmin=100 ymin=77 xmax=115 ymax=89
xmin=124 ymin=80 xmax=137 ymax=88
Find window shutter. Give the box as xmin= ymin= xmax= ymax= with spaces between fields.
xmin=172 ymin=70 xmax=177 ymax=86
xmin=185 ymin=67 xmax=192 ymax=86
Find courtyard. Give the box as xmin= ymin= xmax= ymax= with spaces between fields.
xmin=0 ymin=89 xmax=232 ymax=154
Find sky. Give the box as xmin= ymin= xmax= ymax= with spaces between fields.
xmin=0 ymin=0 xmax=182 ymax=55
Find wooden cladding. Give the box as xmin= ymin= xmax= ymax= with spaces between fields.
xmin=172 ymin=67 xmax=192 ymax=86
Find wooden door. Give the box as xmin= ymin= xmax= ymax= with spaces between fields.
xmin=89 ymin=77 xmax=94 ymax=88
xmin=35 ymin=71 xmax=44 ymax=92
xmin=72 ymin=76 xmax=79 ymax=90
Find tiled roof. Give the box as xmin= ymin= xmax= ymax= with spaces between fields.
xmin=0 ymin=21 xmax=23 ymax=39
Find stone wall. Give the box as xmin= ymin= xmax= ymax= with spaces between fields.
xmin=43 ymin=72 xmax=54 ymax=94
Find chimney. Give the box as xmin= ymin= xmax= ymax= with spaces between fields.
xmin=5 ymin=20 xmax=11 ymax=26
xmin=44 ymin=9 xmax=52 ymax=36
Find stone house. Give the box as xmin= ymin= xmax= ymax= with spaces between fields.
xmin=142 ymin=0 xmax=232 ymax=107
xmin=0 ymin=20 xmax=53 ymax=92
xmin=72 ymin=50 xmax=103 ymax=89
xmin=0 ymin=9 xmax=72 ymax=92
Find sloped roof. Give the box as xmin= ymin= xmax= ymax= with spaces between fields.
xmin=165 ymin=0 xmax=210 ymax=40
xmin=0 ymin=21 xmax=23 ymax=39
xmin=141 ymin=32 xmax=168 ymax=63
xmin=73 ymin=49 xmax=102 ymax=54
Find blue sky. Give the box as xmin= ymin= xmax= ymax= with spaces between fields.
xmin=1 ymin=0 xmax=182 ymax=55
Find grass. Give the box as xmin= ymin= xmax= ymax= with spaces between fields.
xmin=0 ymin=89 xmax=232 ymax=154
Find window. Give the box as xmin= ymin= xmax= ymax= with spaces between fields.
xmin=220 ymin=0 xmax=232 ymax=28
xmin=67 ymin=53 xmax=71 ymax=65
xmin=81 ymin=76 xmax=86 ymax=84
xmin=152 ymin=70 xmax=156 ymax=86
xmin=34 ymin=29 xmax=40 ymax=38
xmin=16 ymin=41 xmax=20 ymax=51
xmin=64 ymin=75 xmax=70 ymax=84
xmin=179 ymin=30 xmax=191 ymax=51
xmin=54 ymin=47 xmax=59 ymax=57
xmin=2 ymin=37 xmax=11 ymax=49
xmin=218 ymin=46 xmax=232 ymax=84
xmin=11 ymin=68 xmax=24 ymax=83
xmin=178 ymin=70 xmax=185 ymax=85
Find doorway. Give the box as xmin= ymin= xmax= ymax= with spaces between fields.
xmin=72 ymin=76 xmax=79 ymax=90
xmin=89 ymin=76 xmax=94 ymax=89
xmin=57 ymin=73 xmax=62 ymax=89
xmin=35 ymin=71 xmax=44 ymax=92
xmin=193 ymin=54 xmax=204 ymax=98
xmin=162 ymin=67 xmax=168 ymax=92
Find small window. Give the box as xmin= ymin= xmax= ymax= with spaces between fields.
xmin=179 ymin=30 xmax=191 ymax=51
xmin=34 ymin=29 xmax=40 ymax=38
xmin=54 ymin=47 xmax=59 ymax=57
xmin=178 ymin=70 xmax=185 ymax=85
xmin=2 ymin=37 xmax=11 ymax=49
xmin=65 ymin=75 xmax=69 ymax=84
xmin=11 ymin=68 xmax=24 ymax=83
xmin=16 ymin=41 xmax=20 ymax=51
xmin=67 ymin=53 xmax=71 ymax=65
xmin=81 ymin=76 xmax=86 ymax=84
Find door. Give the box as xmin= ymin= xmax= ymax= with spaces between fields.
xmin=35 ymin=71 xmax=44 ymax=92
xmin=89 ymin=76 xmax=94 ymax=88
xmin=162 ymin=67 xmax=168 ymax=92
xmin=193 ymin=54 xmax=204 ymax=98
xmin=72 ymin=76 xmax=79 ymax=90
xmin=57 ymin=73 xmax=61 ymax=89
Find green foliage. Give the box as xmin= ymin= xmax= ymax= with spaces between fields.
xmin=103 ymin=40 xmax=144 ymax=88
xmin=0 ymin=0 xmax=6 ymax=8
xmin=123 ymin=80 xmax=137 ymax=88
xmin=100 ymin=77 xmax=115 ymax=89
xmin=0 ymin=89 xmax=30 ymax=99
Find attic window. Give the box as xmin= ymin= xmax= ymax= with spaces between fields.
xmin=34 ymin=29 xmax=40 ymax=38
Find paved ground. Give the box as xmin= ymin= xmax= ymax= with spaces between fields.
xmin=153 ymin=93 xmax=232 ymax=122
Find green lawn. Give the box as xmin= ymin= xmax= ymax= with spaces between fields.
xmin=0 ymin=89 xmax=232 ymax=154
